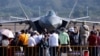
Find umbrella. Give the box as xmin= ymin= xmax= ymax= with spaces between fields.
xmin=1 ymin=29 xmax=14 ymax=38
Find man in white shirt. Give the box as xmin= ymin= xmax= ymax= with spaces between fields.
xmin=32 ymin=31 xmax=44 ymax=56
xmin=33 ymin=31 xmax=44 ymax=46
xmin=49 ymin=30 xmax=59 ymax=56
xmin=28 ymin=33 xmax=36 ymax=47
xmin=28 ymin=32 xmax=36 ymax=56
xmin=49 ymin=33 xmax=59 ymax=46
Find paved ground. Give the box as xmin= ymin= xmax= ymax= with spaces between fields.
xmin=0 ymin=23 xmax=29 ymax=32
xmin=0 ymin=23 xmax=100 ymax=32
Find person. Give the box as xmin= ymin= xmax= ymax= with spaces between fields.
xmin=28 ymin=32 xmax=36 ymax=56
xmin=39 ymin=33 xmax=49 ymax=56
xmin=18 ymin=30 xmax=28 ymax=56
xmin=79 ymin=22 xmax=90 ymax=46
xmin=18 ymin=30 xmax=28 ymax=46
xmin=33 ymin=30 xmax=40 ymax=45
xmin=97 ymin=32 xmax=100 ymax=56
xmin=0 ymin=29 xmax=14 ymax=56
xmin=49 ymin=30 xmax=59 ymax=56
xmin=88 ymin=31 xmax=98 ymax=56
xmin=73 ymin=26 xmax=79 ymax=45
xmin=59 ymin=27 xmax=71 ymax=56
xmin=68 ymin=26 xmax=75 ymax=45
xmin=32 ymin=30 xmax=43 ymax=56
xmin=11 ymin=32 xmax=19 ymax=46
xmin=28 ymin=32 xmax=36 ymax=47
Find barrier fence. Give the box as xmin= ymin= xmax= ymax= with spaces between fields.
xmin=0 ymin=46 xmax=99 ymax=56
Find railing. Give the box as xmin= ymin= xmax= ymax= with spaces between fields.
xmin=0 ymin=46 xmax=99 ymax=56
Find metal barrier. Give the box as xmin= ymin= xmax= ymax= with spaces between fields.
xmin=0 ymin=46 xmax=99 ymax=56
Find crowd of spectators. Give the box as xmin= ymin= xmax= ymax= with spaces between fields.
xmin=0 ymin=22 xmax=100 ymax=56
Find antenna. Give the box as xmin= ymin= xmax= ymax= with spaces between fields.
xmin=86 ymin=6 xmax=89 ymax=16
xmin=38 ymin=6 xmax=41 ymax=16
xmin=68 ymin=0 xmax=79 ymax=18
xmin=66 ymin=0 xmax=79 ymax=29
xmin=86 ymin=6 xmax=91 ymax=20
xmin=17 ymin=0 xmax=29 ymax=20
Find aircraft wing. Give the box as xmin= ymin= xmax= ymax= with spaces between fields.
xmin=10 ymin=16 xmax=42 ymax=22
xmin=71 ymin=20 xmax=100 ymax=24
xmin=62 ymin=16 xmax=100 ymax=24
xmin=10 ymin=16 xmax=27 ymax=20
xmin=72 ymin=16 xmax=90 ymax=20
xmin=73 ymin=18 xmax=100 ymax=24
xmin=0 ymin=16 xmax=29 ymax=24
xmin=0 ymin=19 xmax=29 ymax=24
xmin=61 ymin=16 xmax=90 ymax=22
xmin=30 ymin=16 xmax=41 ymax=22
xmin=0 ymin=16 xmax=41 ymax=24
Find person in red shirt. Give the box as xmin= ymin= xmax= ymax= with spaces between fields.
xmin=88 ymin=31 xmax=98 ymax=56
xmin=88 ymin=31 xmax=97 ymax=46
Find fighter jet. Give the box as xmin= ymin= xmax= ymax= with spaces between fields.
xmin=0 ymin=10 xmax=90 ymax=33
xmin=0 ymin=0 xmax=99 ymax=33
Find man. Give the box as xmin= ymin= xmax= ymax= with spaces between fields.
xmin=18 ymin=30 xmax=28 ymax=46
xmin=68 ymin=26 xmax=75 ymax=45
xmin=79 ymin=22 xmax=90 ymax=46
xmin=28 ymin=32 xmax=36 ymax=47
xmin=28 ymin=32 xmax=36 ymax=56
xmin=59 ymin=27 xmax=71 ymax=56
xmin=49 ymin=30 xmax=59 ymax=56
xmin=88 ymin=31 xmax=98 ymax=56
xmin=18 ymin=30 xmax=28 ymax=56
